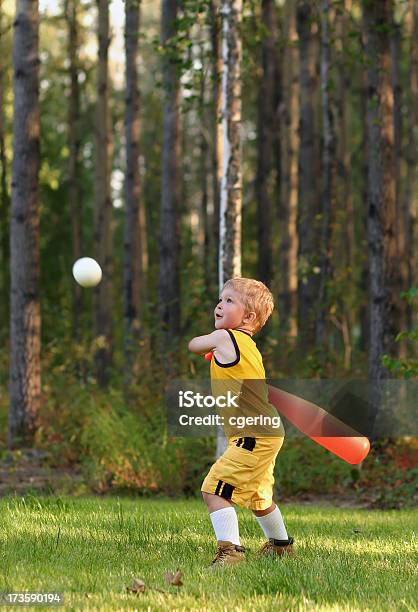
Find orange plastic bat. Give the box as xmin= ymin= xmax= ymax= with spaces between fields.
xmin=204 ymin=352 xmax=370 ymax=464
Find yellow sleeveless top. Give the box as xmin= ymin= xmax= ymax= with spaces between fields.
xmin=211 ymin=329 xmax=266 ymax=380
xmin=210 ymin=329 xmax=281 ymax=436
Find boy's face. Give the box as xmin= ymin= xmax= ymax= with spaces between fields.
xmin=214 ymin=288 xmax=247 ymax=330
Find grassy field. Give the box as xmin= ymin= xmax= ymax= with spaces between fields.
xmin=0 ymin=495 xmax=416 ymax=611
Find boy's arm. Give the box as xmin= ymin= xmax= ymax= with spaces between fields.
xmin=188 ymin=329 xmax=230 ymax=355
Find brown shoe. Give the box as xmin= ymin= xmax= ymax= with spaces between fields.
xmin=211 ymin=540 xmax=246 ymax=568
xmin=258 ymin=537 xmax=295 ymax=557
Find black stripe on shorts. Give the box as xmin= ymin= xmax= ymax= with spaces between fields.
xmin=220 ymin=482 xmax=235 ymax=500
xmin=242 ymin=437 xmax=256 ymax=451
xmin=215 ymin=480 xmax=223 ymax=495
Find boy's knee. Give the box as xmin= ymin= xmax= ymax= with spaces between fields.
xmin=252 ymin=502 xmax=276 ymax=516
xmin=202 ymin=491 xmax=233 ymax=512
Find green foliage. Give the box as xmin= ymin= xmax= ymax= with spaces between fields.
xmin=277 ymin=436 xmax=418 ymax=510
xmin=276 ymin=437 xmax=353 ymax=495
xmin=382 ymin=288 xmax=418 ymax=378
xmin=0 ymin=339 xmax=214 ymax=497
xmin=355 ymin=438 xmax=418 ymax=510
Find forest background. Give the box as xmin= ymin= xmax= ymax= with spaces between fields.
xmin=0 ymin=0 xmax=417 ymax=509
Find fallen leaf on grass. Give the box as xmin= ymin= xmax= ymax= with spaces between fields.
xmin=164 ymin=569 xmax=183 ymax=587
xmin=126 ymin=578 xmax=146 ymax=594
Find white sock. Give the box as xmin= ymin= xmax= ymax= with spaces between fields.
xmin=209 ymin=507 xmax=241 ymax=546
xmin=255 ymin=506 xmax=288 ymax=541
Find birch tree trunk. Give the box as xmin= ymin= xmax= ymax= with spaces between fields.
xmin=9 ymin=0 xmax=41 ymax=448
xmin=255 ymin=0 xmax=276 ymax=287
xmin=296 ymin=0 xmax=320 ymax=351
xmin=65 ymin=0 xmax=83 ymax=342
xmin=279 ymin=0 xmax=299 ymax=340
xmin=210 ymin=0 xmax=222 ymax=287
xmin=159 ymin=0 xmax=181 ymax=347
xmin=218 ymin=0 xmax=242 ymax=288
xmin=94 ymin=0 xmax=113 ymax=386
xmin=316 ymin=0 xmax=336 ymax=348
xmin=216 ymin=0 xmax=242 ymax=458
xmin=124 ymin=0 xmax=147 ymax=385
xmin=363 ymin=0 xmax=401 ymax=426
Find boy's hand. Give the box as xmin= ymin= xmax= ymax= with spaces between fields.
xmin=188 ymin=329 xmax=237 ymax=364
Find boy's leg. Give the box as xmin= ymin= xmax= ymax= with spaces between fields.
xmin=252 ymin=502 xmax=289 ymax=540
xmin=202 ymin=492 xmax=241 ymax=546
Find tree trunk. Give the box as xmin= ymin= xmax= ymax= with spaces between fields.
xmin=363 ymin=0 xmax=401 ymax=427
xmin=199 ymin=34 xmax=211 ymax=289
xmin=359 ymin=61 xmax=369 ymax=353
xmin=279 ymin=0 xmax=299 ymax=340
xmin=0 ymin=0 xmax=10 ymax=328
xmin=216 ymin=0 xmax=242 ymax=457
xmin=255 ymin=0 xmax=276 ymax=287
xmin=65 ymin=0 xmax=83 ymax=342
xmin=334 ymin=0 xmax=354 ymax=368
xmin=296 ymin=0 xmax=320 ymax=351
xmin=159 ymin=0 xmax=181 ymax=348
xmin=94 ymin=0 xmax=113 ymax=386
xmin=9 ymin=0 xmax=41 ymax=448
xmin=316 ymin=0 xmax=336 ymax=348
xmin=403 ymin=0 xmax=417 ymax=323
xmin=390 ymin=18 xmax=407 ymax=354
xmin=210 ymin=0 xmax=222 ymax=289
xmin=218 ymin=0 xmax=242 ymax=288
xmin=124 ymin=0 xmax=147 ymax=386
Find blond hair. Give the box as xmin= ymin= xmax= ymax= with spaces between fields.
xmin=222 ymin=277 xmax=274 ymax=333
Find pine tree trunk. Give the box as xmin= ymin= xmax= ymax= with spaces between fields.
xmin=94 ymin=0 xmax=113 ymax=386
xmin=124 ymin=0 xmax=147 ymax=385
xmin=0 ymin=0 xmax=10 ymax=327
xmin=316 ymin=0 xmax=336 ymax=348
xmin=334 ymin=0 xmax=354 ymax=368
xmin=279 ymin=0 xmax=298 ymax=340
xmin=255 ymin=0 xmax=276 ymax=287
xmin=9 ymin=0 xmax=41 ymax=448
xmin=218 ymin=0 xmax=242 ymax=287
xmin=390 ymin=19 xmax=407 ymax=354
xmin=403 ymin=0 xmax=417 ymax=322
xmin=363 ymin=0 xmax=401 ymax=423
xmin=65 ymin=0 xmax=83 ymax=342
xmin=296 ymin=0 xmax=320 ymax=350
xmin=159 ymin=0 xmax=181 ymax=347
xmin=359 ymin=64 xmax=369 ymax=352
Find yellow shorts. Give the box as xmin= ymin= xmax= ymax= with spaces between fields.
xmin=201 ymin=434 xmax=284 ymax=511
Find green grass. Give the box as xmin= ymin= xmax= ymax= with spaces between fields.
xmin=0 ymin=496 xmax=416 ymax=611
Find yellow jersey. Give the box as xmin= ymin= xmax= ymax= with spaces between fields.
xmin=210 ymin=329 xmax=282 ymax=437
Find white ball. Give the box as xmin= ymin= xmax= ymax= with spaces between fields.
xmin=72 ymin=257 xmax=102 ymax=288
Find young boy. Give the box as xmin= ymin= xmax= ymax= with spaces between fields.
xmin=188 ymin=277 xmax=294 ymax=567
